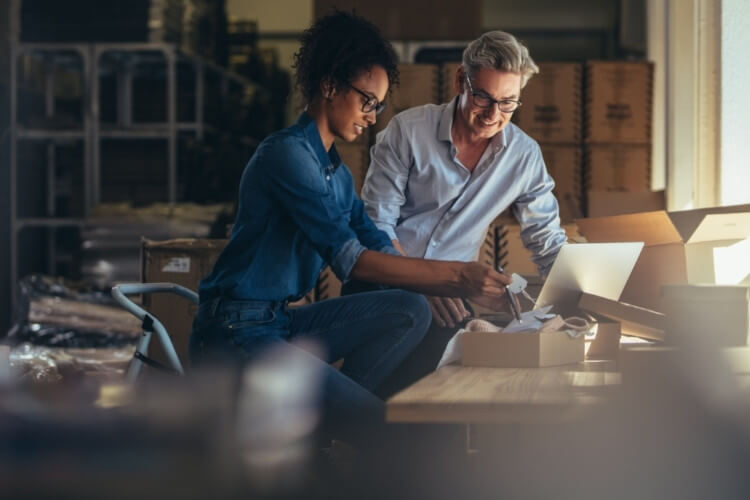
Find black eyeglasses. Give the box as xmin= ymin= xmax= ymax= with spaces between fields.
xmin=464 ymin=74 xmax=522 ymax=113
xmin=348 ymin=83 xmax=387 ymax=115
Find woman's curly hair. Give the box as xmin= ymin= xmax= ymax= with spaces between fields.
xmin=293 ymin=11 xmax=399 ymax=104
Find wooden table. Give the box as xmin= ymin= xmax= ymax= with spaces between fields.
xmin=386 ymin=360 xmax=620 ymax=424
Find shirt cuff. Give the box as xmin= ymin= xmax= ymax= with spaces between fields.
xmin=373 ymin=221 xmax=398 ymax=241
xmin=379 ymin=245 xmax=401 ymax=256
xmin=331 ymin=238 xmax=367 ymax=281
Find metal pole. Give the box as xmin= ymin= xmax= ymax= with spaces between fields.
xmin=45 ymin=57 xmax=56 ymax=275
xmin=10 ymin=44 xmax=19 ymax=307
xmin=166 ymin=48 xmax=177 ymax=203
xmin=91 ymin=46 xmax=100 ymax=208
xmin=196 ymin=62 xmax=204 ymax=141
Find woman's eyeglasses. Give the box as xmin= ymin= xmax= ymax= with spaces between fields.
xmin=348 ymin=83 xmax=387 ymax=115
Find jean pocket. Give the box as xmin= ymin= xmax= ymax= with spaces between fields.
xmin=221 ymin=307 xmax=276 ymax=330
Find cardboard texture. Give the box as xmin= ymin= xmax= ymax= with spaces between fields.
xmin=497 ymin=223 xmax=582 ymax=276
xmin=587 ymin=190 xmax=665 ymax=218
xmin=662 ymin=285 xmax=750 ymax=346
xmin=515 ymin=63 xmax=583 ymax=144
xmin=440 ymin=62 xmax=461 ymax=103
xmin=141 ymin=238 xmax=227 ymax=364
xmin=462 ymin=329 xmax=585 ymax=368
xmin=315 ymin=266 xmax=343 ymax=301
xmin=375 ymin=63 xmax=440 ymax=133
xmin=576 ymin=204 xmax=750 ymax=312
xmin=578 ymin=292 xmax=665 ymax=341
xmin=477 ymin=223 xmax=499 ymax=268
xmin=585 ymin=144 xmax=651 ymax=191
xmin=336 ymin=134 xmax=371 ymax=196
xmin=585 ymin=61 xmax=653 ymax=144
xmin=585 ymin=321 xmax=621 ymax=360
xmin=314 ymin=0 xmax=480 ymax=41
xmin=540 ymin=144 xmax=583 ymax=222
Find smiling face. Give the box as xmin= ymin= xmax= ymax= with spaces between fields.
xmin=325 ymin=65 xmax=389 ymax=143
xmin=454 ymin=66 xmax=522 ymax=141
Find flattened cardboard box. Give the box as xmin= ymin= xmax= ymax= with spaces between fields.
xmin=336 ymin=134 xmax=371 ymax=196
xmin=374 ymin=63 xmax=439 ymax=133
xmin=585 ymin=61 xmax=653 ymax=144
xmin=587 ymin=190 xmax=665 ymax=218
xmin=541 ymin=144 xmax=583 ymax=222
xmin=462 ymin=330 xmax=584 ymax=368
xmin=497 ymin=223 xmax=582 ymax=276
xmin=585 ymin=144 xmax=651 ymax=192
xmin=141 ymin=238 xmax=227 ymax=365
xmin=576 ymin=204 xmax=750 ymax=312
xmin=515 ymin=62 xmax=583 ymax=144
xmin=441 ymin=62 xmax=462 ymax=103
xmin=578 ymin=292 xmax=665 ymax=341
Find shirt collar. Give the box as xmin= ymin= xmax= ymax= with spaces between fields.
xmin=438 ymin=96 xmax=508 ymax=154
xmin=296 ymin=111 xmax=342 ymax=170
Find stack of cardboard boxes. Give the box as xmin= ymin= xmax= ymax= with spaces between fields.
xmin=515 ymin=62 xmax=584 ymax=224
xmin=584 ymin=61 xmax=657 ymax=216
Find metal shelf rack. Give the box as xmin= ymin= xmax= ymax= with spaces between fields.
xmin=9 ymin=41 xmax=256 ymax=306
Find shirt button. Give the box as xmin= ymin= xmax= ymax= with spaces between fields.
xmin=431 ymin=242 xmax=437 ymax=247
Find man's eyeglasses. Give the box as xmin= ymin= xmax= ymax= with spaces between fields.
xmin=348 ymin=83 xmax=387 ymax=115
xmin=464 ymin=74 xmax=522 ymax=113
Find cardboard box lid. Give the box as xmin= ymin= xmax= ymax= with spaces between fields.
xmin=661 ymin=284 xmax=750 ymax=301
xmin=142 ymin=238 xmax=227 ymax=251
xmin=578 ymin=292 xmax=665 ymax=340
xmin=576 ymin=210 xmax=683 ymax=246
xmin=586 ymin=190 xmax=665 ymax=218
xmin=577 ymin=203 xmax=750 ymax=247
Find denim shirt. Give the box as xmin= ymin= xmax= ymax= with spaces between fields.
xmin=199 ymin=112 xmax=397 ymax=302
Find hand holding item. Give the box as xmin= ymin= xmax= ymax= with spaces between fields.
xmin=427 ymin=296 xmax=470 ymax=328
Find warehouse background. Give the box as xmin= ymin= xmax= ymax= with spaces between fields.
xmin=1 ymin=0 xmax=749 ymax=334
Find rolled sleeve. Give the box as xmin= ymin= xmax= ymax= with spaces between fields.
xmin=331 ymin=238 xmax=368 ymax=280
xmin=512 ymin=146 xmax=568 ymax=276
xmin=361 ymin=118 xmax=411 ymax=242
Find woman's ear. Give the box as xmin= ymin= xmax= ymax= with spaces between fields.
xmin=321 ymin=78 xmax=336 ymax=100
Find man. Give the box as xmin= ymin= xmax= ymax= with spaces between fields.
xmin=344 ymin=30 xmax=568 ymax=397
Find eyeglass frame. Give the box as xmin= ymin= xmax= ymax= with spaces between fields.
xmin=347 ymin=83 xmax=387 ymax=115
xmin=463 ymin=74 xmax=522 ymax=113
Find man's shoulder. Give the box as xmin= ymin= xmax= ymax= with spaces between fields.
xmin=391 ymin=102 xmax=446 ymax=128
xmin=503 ymin=122 xmax=541 ymax=153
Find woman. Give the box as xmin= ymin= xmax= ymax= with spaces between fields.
xmin=189 ymin=11 xmax=511 ymax=437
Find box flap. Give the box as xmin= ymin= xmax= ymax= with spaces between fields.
xmin=667 ymin=204 xmax=750 ymax=242
xmin=685 ymin=213 xmax=750 ymax=243
xmin=575 ymin=211 xmax=682 ymax=246
xmin=142 ymin=238 xmax=227 ymax=251
xmin=587 ymin=190 xmax=665 ymax=218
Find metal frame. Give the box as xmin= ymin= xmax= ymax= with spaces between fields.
xmin=111 ymin=282 xmax=198 ymax=381
xmin=9 ymin=41 xmax=256 ymax=308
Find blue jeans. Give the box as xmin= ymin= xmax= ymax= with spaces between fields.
xmin=188 ymin=289 xmax=431 ymax=442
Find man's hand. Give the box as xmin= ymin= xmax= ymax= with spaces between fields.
xmin=427 ymin=296 xmax=470 ymax=328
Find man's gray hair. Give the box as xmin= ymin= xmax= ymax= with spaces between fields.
xmin=462 ymin=31 xmax=539 ymax=88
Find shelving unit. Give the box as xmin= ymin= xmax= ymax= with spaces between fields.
xmin=9 ymin=41 xmax=256 ymax=306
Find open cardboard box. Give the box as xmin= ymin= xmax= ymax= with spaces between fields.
xmin=578 ymin=292 xmax=665 ymax=341
xmin=576 ymin=204 xmax=750 ymax=312
xmin=462 ymin=330 xmax=585 ymax=368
